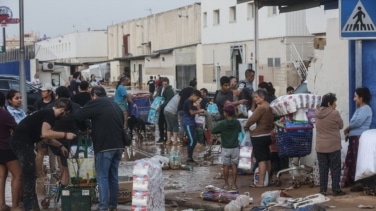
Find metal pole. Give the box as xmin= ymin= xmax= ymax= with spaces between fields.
xmin=355 ymin=40 xmax=362 ymax=88
xmin=2 ymin=27 xmax=5 ymax=51
xmin=254 ymin=0 xmax=259 ymax=90
xmin=19 ymin=0 xmax=27 ymax=111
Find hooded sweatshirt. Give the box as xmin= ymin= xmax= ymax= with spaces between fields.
xmin=212 ymin=118 xmax=241 ymax=148
xmin=315 ymin=106 xmax=343 ymax=153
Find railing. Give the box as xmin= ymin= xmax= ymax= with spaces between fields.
xmin=289 ymin=43 xmax=308 ymax=81
xmin=0 ymin=45 xmax=36 ymax=63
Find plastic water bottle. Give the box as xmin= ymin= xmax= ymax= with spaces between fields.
xmin=169 ymin=150 xmax=180 ymax=169
xmin=254 ymin=167 xmax=269 ymax=187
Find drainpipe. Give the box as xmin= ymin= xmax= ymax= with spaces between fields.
xmin=254 ymin=0 xmax=259 ymax=90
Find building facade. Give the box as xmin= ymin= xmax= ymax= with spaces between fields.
xmin=201 ymin=0 xmax=315 ymax=94
xmin=34 ymin=30 xmax=108 ymax=86
xmin=107 ymin=3 xmax=201 ymax=89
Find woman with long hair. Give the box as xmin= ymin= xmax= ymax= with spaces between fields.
xmin=0 ymin=92 xmax=23 ymax=210
xmin=6 ymin=89 xmax=26 ymax=124
xmin=344 ymin=87 xmax=372 ymax=191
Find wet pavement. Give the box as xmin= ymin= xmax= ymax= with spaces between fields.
xmin=3 ymin=130 xmax=376 ymax=210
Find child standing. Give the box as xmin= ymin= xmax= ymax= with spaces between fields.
xmin=212 ymin=104 xmax=241 ymax=190
xmin=183 ymin=90 xmax=205 ymax=163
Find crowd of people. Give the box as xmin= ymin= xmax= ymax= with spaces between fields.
xmin=0 ymin=72 xmax=125 ymax=211
xmin=147 ymin=70 xmax=373 ymax=197
xmin=0 ymin=69 xmax=373 ymax=210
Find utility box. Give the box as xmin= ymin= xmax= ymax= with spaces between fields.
xmin=61 ymin=186 xmax=92 ymax=211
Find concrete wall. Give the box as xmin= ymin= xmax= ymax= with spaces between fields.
xmin=35 ymin=31 xmax=108 ymax=62
xmin=304 ymin=18 xmax=349 ymax=166
xmin=201 ymin=38 xmax=302 ymax=94
xmin=107 ymin=3 xmax=201 ymax=86
xmin=201 ymin=0 xmax=311 ymax=44
xmin=107 ymin=3 xmax=201 ymax=60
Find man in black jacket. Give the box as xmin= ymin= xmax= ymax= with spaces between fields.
xmin=74 ymin=86 xmax=124 ymax=211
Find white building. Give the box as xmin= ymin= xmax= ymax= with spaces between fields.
xmin=35 ymin=30 xmax=108 ymax=87
xmin=107 ymin=3 xmax=201 ymax=89
xmin=201 ymin=0 xmax=316 ymax=94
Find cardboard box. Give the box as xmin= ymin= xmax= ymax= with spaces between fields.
xmin=118 ymin=180 xmax=133 ymax=204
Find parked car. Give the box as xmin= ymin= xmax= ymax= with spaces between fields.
xmin=0 ymin=74 xmax=41 ymax=112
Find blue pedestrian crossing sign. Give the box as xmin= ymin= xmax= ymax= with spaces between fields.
xmin=340 ymin=0 xmax=376 ymax=39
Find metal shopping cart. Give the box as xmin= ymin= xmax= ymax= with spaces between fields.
xmin=128 ymin=94 xmax=155 ymax=144
xmin=274 ymin=124 xmax=314 ymax=188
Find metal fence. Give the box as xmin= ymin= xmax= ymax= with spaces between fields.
xmin=0 ymin=45 xmax=35 ymax=63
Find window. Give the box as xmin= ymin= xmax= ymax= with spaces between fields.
xmin=213 ymin=9 xmax=220 ymax=25
xmin=0 ymin=80 xmax=9 ymax=89
xmin=268 ymin=6 xmax=278 ymax=16
xmin=229 ymin=6 xmax=236 ymax=22
xmin=272 ymin=6 xmax=278 ymax=15
xmin=274 ymin=58 xmax=281 ymax=68
xmin=247 ymin=3 xmax=254 ymax=20
xmin=203 ymin=12 xmax=207 ymax=27
xmin=267 ymin=58 xmax=273 ymax=67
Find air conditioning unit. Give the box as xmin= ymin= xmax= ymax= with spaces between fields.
xmin=42 ymin=62 xmax=54 ymax=71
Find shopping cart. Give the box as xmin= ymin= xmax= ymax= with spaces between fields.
xmin=274 ymin=124 xmax=314 ymax=188
xmin=41 ymin=173 xmax=61 ymax=209
xmin=128 ymin=94 xmax=154 ymax=144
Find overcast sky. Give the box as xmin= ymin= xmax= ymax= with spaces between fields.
xmin=2 ymin=0 xmax=200 ymax=37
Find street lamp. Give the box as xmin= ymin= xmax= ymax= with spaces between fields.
xmin=19 ymin=0 xmax=27 ymax=111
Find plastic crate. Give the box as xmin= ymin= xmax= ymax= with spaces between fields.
xmin=61 ymin=186 xmax=93 ymax=211
xmin=275 ymin=125 xmax=313 ymax=158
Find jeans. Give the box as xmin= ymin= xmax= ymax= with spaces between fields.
xmin=95 ymin=149 xmax=123 ymax=211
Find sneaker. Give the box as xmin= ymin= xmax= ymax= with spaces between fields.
xmin=156 ymin=139 xmax=164 ymax=145
xmin=187 ymin=158 xmax=196 ymax=163
xmin=333 ymin=190 xmax=346 ymax=196
xmin=166 ymin=140 xmax=172 ymax=145
xmin=172 ymin=141 xmax=178 ymax=145
xmin=319 ymin=191 xmax=327 ymax=196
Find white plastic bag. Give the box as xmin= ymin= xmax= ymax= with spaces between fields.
xmin=254 ymin=167 xmax=269 ymax=187
xmin=247 ymin=110 xmax=256 ymax=131
xmin=224 ymin=200 xmax=242 ymax=211
xmin=355 ymin=129 xmax=376 ymax=181
xmin=241 ymin=132 xmax=252 ymax=147
xmin=236 ymin=194 xmax=250 ymax=207
xmin=195 ymin=115 xmax=206 ymax=128
xmin=260 ymin=190 xmax=281 ymax=206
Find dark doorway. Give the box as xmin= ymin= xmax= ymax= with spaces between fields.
xmin=176 ymin=65 xmax=196 ymax=90
xmin=230 ymin=46 xmax=243 ymax=79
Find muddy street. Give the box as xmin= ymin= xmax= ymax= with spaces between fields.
xmin=2 ymin=136 xmax=376 ymax=210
